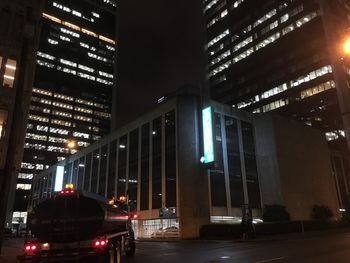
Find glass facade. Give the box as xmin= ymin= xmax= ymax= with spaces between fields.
xmin=205 ymin=0 xmax=350 ymax=143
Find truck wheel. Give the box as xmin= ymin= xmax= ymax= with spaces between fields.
xmin=125 ymin=242 xmax=135 ymax=256
xmin=107 ymin=241 xmax=121 ymax=263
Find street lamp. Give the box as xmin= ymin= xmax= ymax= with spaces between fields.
xmin=67 ymin=139 xmax=77 ymax=151
xmin=343 ymin=37 xmax=350 ymax=55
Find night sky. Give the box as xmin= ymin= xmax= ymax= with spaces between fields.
xmin=115 ymin=0 xmax=208 ymax=127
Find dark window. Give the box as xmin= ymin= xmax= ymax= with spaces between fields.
xmin=84 ymin=153 xmax=92 ymax=191
xmin=72 ymin=160 xmax=78 ymax=186
xmin=77 ymin=157 xmax=85 ymax=190
xmin=107 ymin=140 xmax=117 ymax=198
xmin=241 ymin=122 xmax=261 ymax=208
xmin=152 ymin=117 xmax=162 ymax=209
xmin=210 ymin=113 xmax=226 ymax=206
xmin=98 ymin=145 xmax=108 ymax=196
xmin=165 ymin=111 xmax=176 ymax=208
xmin=117 ymin=135 xmax=127 ymax=200
xmin=225 ymin=116 xmax=244 ymax=207
xmin=128 ymin=129 xmax=139 ymax=212
xmin=91 ymin=149 xmax=100 ymax=193
xmin=140 ymin=123 xmax=150 ymax=210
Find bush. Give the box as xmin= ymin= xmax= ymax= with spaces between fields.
xmin=262 ymin=204 xmax=290 ymax=222
xmin=311 ymin=205 xmax=333 ymax=221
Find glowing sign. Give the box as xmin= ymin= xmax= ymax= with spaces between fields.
xmin=54 ymin=166 xmax=64 ymax=192
xmin=202 ymin=106 xmax=215 ymax=164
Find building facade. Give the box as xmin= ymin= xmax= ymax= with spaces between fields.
xmin=12 ymin=0 xmax=117 ymax=226
xmin=0 ymin=0 xmax=43 ymax=240
xmin=32 ymin=93 xmax=340 ymax=239
xmin=205 ymin=0 xmax=350 ymax=206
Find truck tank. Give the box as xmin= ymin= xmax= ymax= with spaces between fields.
xmin=29 ymin=191 xmax=131 ymax=243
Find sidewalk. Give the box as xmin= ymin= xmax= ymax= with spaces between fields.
xmin=234 ymin=226 xmax=350 ymax=243
xmin=0 ymin=238 xmax=24 ymax=262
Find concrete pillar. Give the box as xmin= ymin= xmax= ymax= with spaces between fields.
xmin=176 ymin=94 xmax=210 ymax=239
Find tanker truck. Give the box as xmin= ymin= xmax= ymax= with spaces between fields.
xmin=18 ymin=184 xmax=136 ymax=262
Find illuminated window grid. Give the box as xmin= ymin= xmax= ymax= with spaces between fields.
xmin=42 ymin=13 xmax=116 ymax=45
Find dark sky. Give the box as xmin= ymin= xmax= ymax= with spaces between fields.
xmin=115 ymin=0 xmax=208 ymax=127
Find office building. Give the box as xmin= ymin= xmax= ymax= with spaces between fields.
xmin=11 ymin=0 xmax=117 ymax=226
xmin=32 ymin=92 xmax=339 ymax=239
xmin=0 ymin=0 xmax=43 ymax=236
xmin=205 ymin=0 xmax=350 ymax=206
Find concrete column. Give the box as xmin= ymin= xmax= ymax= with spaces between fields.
xmin=176 ymin=94 xmax=210 ymax=239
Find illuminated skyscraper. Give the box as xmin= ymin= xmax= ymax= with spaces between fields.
xmin=205 ymin=0 xmax=350 ymax=206
xmin=0 ymin=0 xmax=43 ymax=240
xmin=11 ymin=0 xmax=117 ymax=225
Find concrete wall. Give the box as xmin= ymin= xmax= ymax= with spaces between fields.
xmin=255 ymin=114 xmax=340 ymax=220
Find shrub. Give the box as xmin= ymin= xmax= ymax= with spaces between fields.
xmin=311 ymin=205 xmax=333 ymax=221
xmin=262 ymin=204 xmax=290 ymax=222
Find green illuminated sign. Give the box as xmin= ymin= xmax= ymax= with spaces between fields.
xmin=202 ymin=106 xmax=215 ymax=164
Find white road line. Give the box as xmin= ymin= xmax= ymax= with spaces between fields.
xmin=255 ymin=257 xmax=285 ymax=263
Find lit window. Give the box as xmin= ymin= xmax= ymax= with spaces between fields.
xmin=253 ymin=9 xmax=277 ymax=28
xmin=54 ymin=93 xmax=74 ymax=101
xmin=207 ymin=29 xmax=229 ymax=48
xmin=60 ymin=27 xmax=80 ymax=38
xmin=78 ymin=72 xmax=95 ymax=80
xmin=33 ymin=88 xmax=52 ymax=96
xmin=92 ymin=12 xmax=100 ymax=18
xmin=36 ymin=125 xmax=49 ymax=132
xmin=48 ymin=38 xmax=58 ymax=45
xmin=98 ymin=71 xmax=113 ymax=79
xmin=62 ymin=21 xmax=80 ymax=31
xmin=52 ymin=102 xmax=73 ymax=109
xmin=37 ymin=59 xmax=55 ymax=68
xmin=3 ymin=59 xmax=17 ymax=88
xmin=74 ymin=115 xmax=92 ymax=122
xmin=37 ymin=52 xmax=55 ymax=60
xmin=82 ymin=28 xmax=98 ymax=38
xmin=76 ymin=99 xmax=94 ymax=106
xmin=50 ymin=127 xmax=69 ymax=135
xmin=28 ymin=114 xmax=49 ymax=123
xmin=60 ymin=59 xmax=77 ymax=67
xmin=80 ymin=42 xmax=89 ymax=49
xmin=75 ymin=106 xmax=93 ymax=114
xmin=16 ymin=184 xmax=32 ymax=190
xmin=52 ymin=110 xmax=72 ymax=118
xmin=60 ymin=35 xmax=71 ymax=42
xmin=72 ymin=10 xmax=82 ymax=17
xmin=51 ymin=119 xmax=71 ymax=127
xmin=73 ymin=132 xmax=90 ymax=139
xmin=0 ymin=110 xmax=8 ymax=140
xmin=78 ymin=64 xmax=94 ymax=73
xmin=26 ymin=133 xmax=47 ymax=141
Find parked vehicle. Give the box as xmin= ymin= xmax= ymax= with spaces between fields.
xmin=17 ymin=184 xmax=135 ymax=262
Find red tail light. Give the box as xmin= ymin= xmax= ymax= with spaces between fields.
xmin=24 ymin=243 xmax=39 ymax=254
xmin=93 ymin=237 xmax=108 ymax=249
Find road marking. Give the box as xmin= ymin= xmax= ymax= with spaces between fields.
xmin=255 ymin=257 xmax=285 ymax=263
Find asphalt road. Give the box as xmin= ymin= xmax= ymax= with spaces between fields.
xmin=2 ymin=230 xmax=350 ymax=262
xmin=124 ymin=231 xmax=350 ymax=263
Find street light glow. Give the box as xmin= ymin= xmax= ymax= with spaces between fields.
xmin=67 ymin=140 xmax=76 ymax=149
xmin=343 ymin=37 xmax=350 ymax=55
